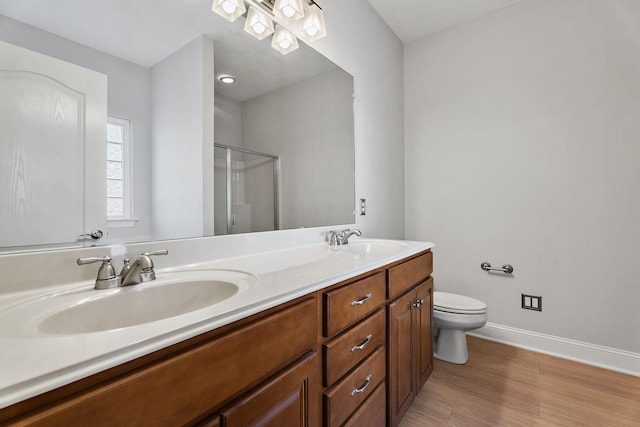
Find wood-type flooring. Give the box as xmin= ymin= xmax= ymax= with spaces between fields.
xmin=399 ymin=336 xmax=640 ymax=426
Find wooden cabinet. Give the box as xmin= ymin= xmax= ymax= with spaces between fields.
xmin=387 ymin=275 xmax=434 ymax=427
xmin=323 ymin=308 xmax=385 ymax=386
xmin=323 ymin=271 xmax=386 ymax=337
xmin=342 ymin=382 xmax=386 ymax=427
xmin=322 ymin=272 xmax=388 ymax=426
xmin=218 ymin=352 xmax=318 ymax=427
xmin=415 ymin=279 xmax=434 ymax=389
xmin=324 ymin=347 xmax=385 ymax=426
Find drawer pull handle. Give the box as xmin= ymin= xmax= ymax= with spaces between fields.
xmin=351 ymin=335 xmax=373 ymax=352
xmin=351 ymin=294 xmax=372 ymax=306
xmin=351 ymin=374 xmax=373 ymax=397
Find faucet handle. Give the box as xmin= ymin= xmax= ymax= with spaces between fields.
xmin=141 ymin=249 xmax=169 ymax=257
xmin=77 ymin=256 xmax=111 ymax=266
xmin=77 ymin=256 xmax=119 ymax=290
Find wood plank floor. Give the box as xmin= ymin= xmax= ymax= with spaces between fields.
xmin=399 ymin=336 xmax=640 ymax=427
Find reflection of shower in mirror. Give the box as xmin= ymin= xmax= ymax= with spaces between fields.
xmin=214 ymin=144 xmax=279 ymax=235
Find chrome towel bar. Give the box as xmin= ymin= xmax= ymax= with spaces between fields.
xmin=481 ymin=262 xmax=514 ymax=274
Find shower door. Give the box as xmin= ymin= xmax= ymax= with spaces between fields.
xmin=214 ymin=144 xmax=279 ymax=235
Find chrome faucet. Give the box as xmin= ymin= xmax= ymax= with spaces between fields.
xmin=120 ymin=250 xmax=168 ymax=286
xmin=328 ymin=228 xmax=362 ymax=247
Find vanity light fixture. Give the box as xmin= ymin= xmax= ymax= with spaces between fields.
xmin=244 ymin=5 xmax=274 ymax=40
xmin=212 ymin=0 xmax=246 ymax=22
xmin=219 ymin=75 xmax=236 ymax=84
xmin=213 ymin=0 xmax=326 ymax=55
xmin=271 ymin=24 xmax=299 ymax=54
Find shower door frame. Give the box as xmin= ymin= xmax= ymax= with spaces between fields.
xmin=214 ymin=143 xmax=280 ymax=234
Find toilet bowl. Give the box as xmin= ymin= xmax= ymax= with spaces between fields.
xmin=433 ymin=292 xmax=487 ymax=364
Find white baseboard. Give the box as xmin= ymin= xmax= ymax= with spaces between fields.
xmin=468 ymin=322 xmax=640 ymax=377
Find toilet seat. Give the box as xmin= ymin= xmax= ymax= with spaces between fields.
xmin=434 ymin=292 xmax=487 ymax=315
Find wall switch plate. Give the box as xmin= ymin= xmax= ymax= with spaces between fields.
xmin=521 ymin=294 xmax=542 ymax=311
xmin=360 ymin=198 xmax=366 ymax=215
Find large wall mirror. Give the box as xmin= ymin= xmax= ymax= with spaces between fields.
xmin=0 ymin=0 xmax=355 ymax=254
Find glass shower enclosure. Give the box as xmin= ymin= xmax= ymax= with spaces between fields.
xmin=214 ymin=144 xmax=279 ymax=235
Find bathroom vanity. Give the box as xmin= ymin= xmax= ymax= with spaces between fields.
xmin=0 ymin=239 xmax=433 ymax=426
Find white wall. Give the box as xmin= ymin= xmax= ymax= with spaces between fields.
xmin=405 ymin=0 xmax=640 ymax=357
xmin=314 ymin=0 xmax=405 ymax=238
xmin=151 ymin=36 xmax=214 ymax=240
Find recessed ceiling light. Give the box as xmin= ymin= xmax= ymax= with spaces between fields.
xmin=219 ymin=75 xmax=236 ymax=84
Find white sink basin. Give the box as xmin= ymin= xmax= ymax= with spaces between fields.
xmin=0 ymin=270 xmax=256 ymax=337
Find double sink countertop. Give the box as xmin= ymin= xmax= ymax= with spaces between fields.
xmin=0 ymin=238 xmax=434 ymax=409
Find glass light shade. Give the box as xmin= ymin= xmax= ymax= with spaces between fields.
xmin=212 ymin=0 xmax=246 ymax=22
xmin=244 ymin=6 xmax=274 ymax=40
xmin=299 ymin=4 xmax=326 ymax=41
xmin=271 ymin=24 xmax=299 ymax=55
xmin=273 ymin=0 xmax=304 ymax=22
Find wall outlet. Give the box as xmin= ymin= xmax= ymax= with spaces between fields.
xmin=521 ymin=294 xmax=542 ymax=311
xmin=360 ymin=198 xmax=366 ymax=215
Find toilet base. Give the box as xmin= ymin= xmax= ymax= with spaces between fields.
xmin=434 ymin=328 xmax=469 ymax=364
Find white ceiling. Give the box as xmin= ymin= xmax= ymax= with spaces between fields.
xmin=367 ymin=0 xmax=527 ymax=43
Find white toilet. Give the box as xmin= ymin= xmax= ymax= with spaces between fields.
xmin=433 ymin=292 xmax=488 ymax=364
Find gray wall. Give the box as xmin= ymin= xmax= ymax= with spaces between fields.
xmin=404 ymin=0 xmax=640 ymax=354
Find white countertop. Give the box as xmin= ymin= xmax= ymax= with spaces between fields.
xmin=0 ymin=238 xmax=433 ymax=409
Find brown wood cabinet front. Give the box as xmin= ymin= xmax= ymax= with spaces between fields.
xmin=323 ymin=346 xmax=386 ymax=427
xmin=387 ymin=278 xmax=434 ymax=427
xmin=323 ymin=272 xmax=386 ymax=337
xmin=416 ymin=278 xmax=434 ymax=389
xmin=342 ymin=382 xmax=386 ymax=427
xmin=387 ymin=251 xmax=433 ymax=299
xmin=323 ymin=308 xmax=385 ymax=387
xmin=219 ymin=352 xmax=318 ymax=427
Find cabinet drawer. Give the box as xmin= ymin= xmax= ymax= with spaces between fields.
xmin=323 ymin=346 xmax=385 ymax=427
xmin=14 ymin=297 xmax=318 ymax=427
xmin=324 ymin=272 xmax=386 ymax=337
xmin=323 ymin=308 xmax=385 ymax=387
xmin=343 ymin=382 xmax=386 ymax=427
xmin=387 ymin=251 xmax=432 ymax=299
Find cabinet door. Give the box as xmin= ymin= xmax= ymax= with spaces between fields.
xmin=220 ymin=352 xmax=317 ymax=427
xmin=415 ymin=278 xmax=434 ymax=390
xmin=387 ymin=289 xmax=416 ymax=427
